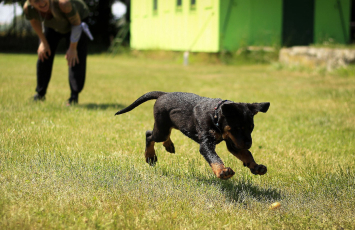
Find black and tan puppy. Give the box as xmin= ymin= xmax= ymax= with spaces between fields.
xmin=115 ymin=91 xmax=270 ymax=180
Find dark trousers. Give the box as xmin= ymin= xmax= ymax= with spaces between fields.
xmin=36 ymin=25 xmax=88 ymax=98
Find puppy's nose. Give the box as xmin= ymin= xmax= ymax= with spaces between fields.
xmin=245 ymin=142 xmax=252 ymax=148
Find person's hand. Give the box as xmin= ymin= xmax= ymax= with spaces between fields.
xmin=37 ymin=42 xmax=51 ymax=62
xmin=65 ymin=46 xmax=79 ymax=67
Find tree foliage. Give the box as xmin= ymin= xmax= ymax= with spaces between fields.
xmin=1 ymin=0 xmax=124 ymax=47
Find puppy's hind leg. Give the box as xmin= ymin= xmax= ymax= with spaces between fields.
xmin=145 ymin=130 xmax=157 ymax=166
xmin=145 ymin=123 xmax=174 ymax=165
xmin=163 ymin=128 xmax=175 ymax=154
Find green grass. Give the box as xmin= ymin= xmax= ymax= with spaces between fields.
xmin=1 ymin=53 xmax=355 ymax=229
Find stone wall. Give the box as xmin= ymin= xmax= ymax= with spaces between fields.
xmin=279 ymin=46 xmax=355 ymax=71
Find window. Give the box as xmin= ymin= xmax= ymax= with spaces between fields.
xmin=176 ymin=0 xmax=182 ymax=11
xmin=191 ymin=0 xmax=196 ymax=9
xmin=153 ymin=0 xmax=158 ymax=11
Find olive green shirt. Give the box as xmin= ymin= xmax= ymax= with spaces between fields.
xmin=24 ymin=0 xmax=90 ymax=34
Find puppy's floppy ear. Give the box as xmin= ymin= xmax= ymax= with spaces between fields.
xmin=248 ymin=102 xmax=270 ymax=115
xmin=221 ymin=103 xmax=238 ymax=117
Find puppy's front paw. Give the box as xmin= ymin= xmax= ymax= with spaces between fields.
xmin=218 ymin=167 xmax=235 ymax=180
xmin=250 ymin=164 xmax=267 ymax=175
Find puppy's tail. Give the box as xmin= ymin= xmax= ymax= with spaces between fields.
xmin=115 ymin=91 xmax=167 ymax=115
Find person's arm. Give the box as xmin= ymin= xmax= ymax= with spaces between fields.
xmin=59 ymin=0 xmax=82 ymax=67
xmin=23 ymin=0 xmax=52 ymax=62
xmin=29 ymin=19 xmax=52 ymax=62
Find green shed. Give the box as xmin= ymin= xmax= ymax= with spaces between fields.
xmin=130 ymin=0 xmax=353 ymax=52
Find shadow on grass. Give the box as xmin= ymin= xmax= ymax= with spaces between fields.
xmin=224 ymin=179 xmax=281 ymax=202
xmin=198 ymin=177 xmax=282 ymax=203
xmin=79 ymin=103 xmax=126 ymax=111
xmin=159 ymin=164 xmax=282 ymax=203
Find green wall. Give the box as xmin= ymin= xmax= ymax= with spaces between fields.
xmin=219 ymin=0 xmax=282 ymax=51
xmin=314 ymin=0 xmax=351 ymax=44
xmin=130 ymin=0 xmax=352 ymax=52
xmin=131 ymin=0 xmax=220 ymax=52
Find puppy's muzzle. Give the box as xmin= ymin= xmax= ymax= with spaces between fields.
xmin=244 ymin=141 xmax=252 ymax=149
xmin=223 ymin=130 xmax=252 ymax=150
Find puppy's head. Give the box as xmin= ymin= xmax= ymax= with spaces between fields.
xmin=220 ymin=102 xmax=270 ymax=150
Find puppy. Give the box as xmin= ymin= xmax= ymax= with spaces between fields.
xmin=115 ymin=91 xmax=270 ymax=180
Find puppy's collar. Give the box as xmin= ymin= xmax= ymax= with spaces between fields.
xmin=213 ymin=100 xmax=229 ymax=129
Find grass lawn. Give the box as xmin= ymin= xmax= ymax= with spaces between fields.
xmin=0 ymin=53 xmax=354 ymax=229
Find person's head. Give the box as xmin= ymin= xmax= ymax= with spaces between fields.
xmin=29 ymin=0 xmax=50 ymax=13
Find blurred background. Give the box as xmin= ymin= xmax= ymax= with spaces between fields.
xmin=0 ymin=0 xmax=130 ymax=53
xmin=1 ymin=0 xmax=355 ymax=70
